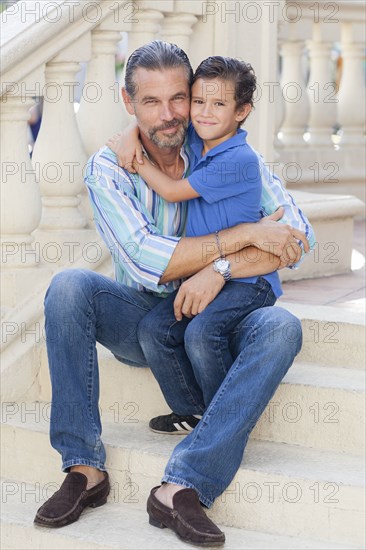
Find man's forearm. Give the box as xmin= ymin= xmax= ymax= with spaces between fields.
xmin=228 ymin=246 xmax=281 ymax=278
xmin=160 ymin=223 xmax=258 ymax=284
xmin=160 ymin=211 xmax=306 ymax=284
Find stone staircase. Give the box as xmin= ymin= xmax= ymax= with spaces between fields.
xmin=1 ymin=301 xmax=365 ymax=549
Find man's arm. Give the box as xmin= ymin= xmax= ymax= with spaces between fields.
xmin=172 ymin=246 xmax=281 ymax=320
xmin=160 ymin=208 xmax=305 ymax=284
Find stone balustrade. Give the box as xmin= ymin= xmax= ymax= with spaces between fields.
xmin=1 ymin=0 xmax=365 ymax=313
xmin=275 ymin=1 xmax=365 ymax=201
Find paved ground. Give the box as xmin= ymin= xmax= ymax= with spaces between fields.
xmin=279 ymin=221 xmax=365 ymax=314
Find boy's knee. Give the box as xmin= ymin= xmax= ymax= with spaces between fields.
xmin=252 ymin=307 xmax=303 ymax=354
xmin=184 ymin=317 xmax=211 ymax=355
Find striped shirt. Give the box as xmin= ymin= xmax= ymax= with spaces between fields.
xmin=84 ymin=144 xmax=315 ymax=297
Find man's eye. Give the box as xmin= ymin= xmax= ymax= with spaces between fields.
xmin=145 ymin=100 xmax=157 ymax=104
xmin=173 ymin=96 xmax=185 ymax=102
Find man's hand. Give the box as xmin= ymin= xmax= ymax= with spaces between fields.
xmin=256 ymin=207 xmax=310 ymax=264
xmin=174 ymin=265 xmax=225 ymax=320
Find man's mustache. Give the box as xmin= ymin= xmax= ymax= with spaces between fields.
xmin=152 ymin=120 xmax=183 ymax=133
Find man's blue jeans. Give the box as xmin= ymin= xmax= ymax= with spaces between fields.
xmin=45 ymin=269 xmax=302 ymax=507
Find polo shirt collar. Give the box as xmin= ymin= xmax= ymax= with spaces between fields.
xmin=189 ymin=128 xmax=248 ymax=161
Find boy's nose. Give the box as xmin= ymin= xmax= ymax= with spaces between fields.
xmin=201 ymin=103 xmax=212 ymax=117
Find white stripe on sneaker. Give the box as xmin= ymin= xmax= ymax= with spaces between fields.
xmin=173 ymin=422 xmax=184 ymax=431
xmin=181 ymin=421 xmax=193 ymax=431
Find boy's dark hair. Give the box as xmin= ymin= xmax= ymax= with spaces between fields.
xmin=193 ymin=56 xmax=257 ymax=125
xmin=125 ymin=40 xmax=193 ymax=98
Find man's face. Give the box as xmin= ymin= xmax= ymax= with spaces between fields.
xmin=125 ymin=67 xmax=190 ymax=149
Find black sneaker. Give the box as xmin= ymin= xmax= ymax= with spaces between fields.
xmin=149 ymin=413 xmax=202 ymax=435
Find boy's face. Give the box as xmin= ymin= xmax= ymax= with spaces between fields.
xmin=123 ymin=67 xmax=190 ymax=149
xmin=190 ymin=78 xmax=248 ymax=144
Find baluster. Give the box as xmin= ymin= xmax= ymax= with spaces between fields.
xmin=279 ymin=40 xmax=310 ymax=147
xmin=337 ymin=22 xmax=366 ymax=147
xmin=32 ymin=43 xmax=89 ymax=233
xmin=77 ymin=4 xmax=135 ymax=156
xmin=0 ymin=95 xmax=42 ymax=306
xmin=77 ymin=30 xmax=124 ymax=156
xmin=306 ymin=23 xmax=339 ymax=147
xmin=159 ymin=13 xmax=198 ymax=53
xmin=125 ymin=6 xmax=165 ymax=60
xmin=120 ymin=7 xmax=164 ymax=122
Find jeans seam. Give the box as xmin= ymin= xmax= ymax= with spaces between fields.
xmin=92 ymin=289 xmax=154 ymax=313
xmin=86 ymin=304 xmax=102 ymax=455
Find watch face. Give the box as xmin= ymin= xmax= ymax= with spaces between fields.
xmin=216 ymin=259 xmax=229 ymax=271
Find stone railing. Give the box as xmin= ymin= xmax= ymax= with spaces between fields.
xmin=275 ymin=0 xmax=365 ymax=201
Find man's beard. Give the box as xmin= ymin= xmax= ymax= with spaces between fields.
xmin=148 ymin=119 xmax=188 ymax=149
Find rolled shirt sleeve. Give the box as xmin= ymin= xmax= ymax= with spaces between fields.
xmin=84 ymin=147 xmax=181 ymax=294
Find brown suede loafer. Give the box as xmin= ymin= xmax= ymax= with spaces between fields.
xmin=34 ymin=471 xmax=110 ymax=528
xmin=147 ymin=486 xmax=225 ymax=547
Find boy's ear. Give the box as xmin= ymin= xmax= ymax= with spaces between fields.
xmin=235 ymin=104 xmax=252 ymax=123
xmin=122 ymin=87 xmax=135 ymax=115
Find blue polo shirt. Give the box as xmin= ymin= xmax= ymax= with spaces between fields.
xmin=185 ymin=124 xmax=282 ymax=297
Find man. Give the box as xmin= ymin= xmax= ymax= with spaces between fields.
xmin=35 ymin=41 xmax=312 ymax=546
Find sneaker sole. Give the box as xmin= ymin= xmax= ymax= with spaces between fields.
xmin=149 ymin=427 xmax=191 ymax=435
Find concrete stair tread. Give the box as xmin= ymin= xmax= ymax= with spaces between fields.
xmin=283 ymin=362 xmax=365 ymax=391
xmin=3 ymin=413 xmax=365 ymax=488
xmin=1 ymin=480 xmax=357 ymax=550
xmin=279 ymin=301 xmax=365 ymax=326
xmin=96 ymin=346 xmax=366 ymax=392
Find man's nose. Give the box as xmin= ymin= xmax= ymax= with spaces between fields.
xmin=160 ymin=103 xmax=174 ymax=121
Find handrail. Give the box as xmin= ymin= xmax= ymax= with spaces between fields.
xmin=1 ymin=0 xmax=125 ymax=91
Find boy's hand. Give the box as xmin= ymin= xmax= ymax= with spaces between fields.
xmin=106 ymin=124 xmax=144 ymax=173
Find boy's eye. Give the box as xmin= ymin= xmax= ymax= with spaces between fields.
xmin=192 ymin=99 xmax=204 ymax=104
xmin=214 ymin=101 xmax=225 ymax=106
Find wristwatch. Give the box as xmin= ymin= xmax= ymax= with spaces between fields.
xmin=213 ymin=257 xmax=231 ymax=282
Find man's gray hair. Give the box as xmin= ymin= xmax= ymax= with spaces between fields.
xmin=125 ymin=40 xmax=193 ymax=98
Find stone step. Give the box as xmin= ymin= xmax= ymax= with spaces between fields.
xmin=35 ymin=345 xmax=365 ymax=454
xmin=2 ymin=416 xmax=364 ymax=546
xmin=280 ymin=302 xmax=365 ymax=369
xmin=1 ymin=480 xmax=358 ymax=550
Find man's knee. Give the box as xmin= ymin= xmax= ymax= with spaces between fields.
xmin=44 ymin=269 xmax=91 ymax=316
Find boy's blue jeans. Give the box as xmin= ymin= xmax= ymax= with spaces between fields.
xmin=45 ymin=269 xmax=302 ymax=507
xmin=138 ymin=277 xmax=277 ymax=409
